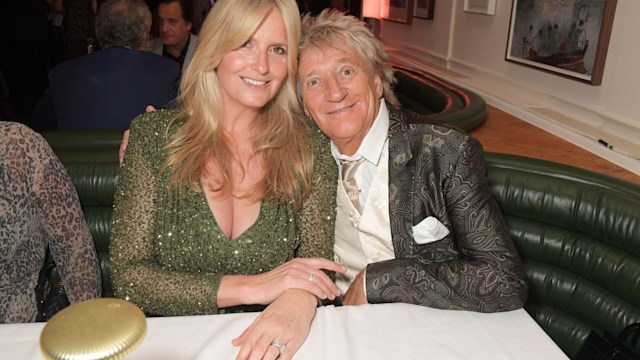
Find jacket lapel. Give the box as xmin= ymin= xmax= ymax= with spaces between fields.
xmin=387 ymin=107 xmax=417 ymax=257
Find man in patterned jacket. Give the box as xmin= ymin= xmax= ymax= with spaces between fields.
xmin=297 ymin=10 xmax=528 ymax=312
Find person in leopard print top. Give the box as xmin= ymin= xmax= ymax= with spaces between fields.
xmin=0 ymin=121 xmax=101 ymax=323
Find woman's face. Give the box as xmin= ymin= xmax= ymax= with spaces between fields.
xmin=217 ymin=9 xmax=289 ymax=117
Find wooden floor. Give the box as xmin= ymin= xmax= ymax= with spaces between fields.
xmin=470 ymin=106 xmax=640 ymax=184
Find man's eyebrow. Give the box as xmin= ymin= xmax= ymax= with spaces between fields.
xmin=299 ymin=70 xmax=316 ymax=81
xmin=299 ymin=56 xmax=356 ymax=80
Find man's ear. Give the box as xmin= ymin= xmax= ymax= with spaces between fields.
xmin=374 ymin=75 xmax=383 ymax=99
xmin=139 ymin=32 xmax=150 ymax=51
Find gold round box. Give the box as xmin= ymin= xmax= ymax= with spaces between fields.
xmin=40 ymin=298 xmax=147 ymax=360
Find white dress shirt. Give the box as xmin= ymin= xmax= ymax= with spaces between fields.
xmin=332 ymin=100 xmax=395 ymax=295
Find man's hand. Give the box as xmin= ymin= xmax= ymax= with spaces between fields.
xmin=342 ymin=270 xmax=368 ymax=306
xmin=118 ymin=129 xmax=130 ymax=166
xmin=119 ymin=106 xmax=157 ymax=165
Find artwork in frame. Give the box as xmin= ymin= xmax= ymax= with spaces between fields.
xmin=414 ymin=0 xmax=435 ymax=19
xmin=463 ymin=0 xmax=496 ymax=15
xmin=381 ymin=0 xmax=414 ymax=24
xmin=505 ymin=0 xmax=617 ymax=86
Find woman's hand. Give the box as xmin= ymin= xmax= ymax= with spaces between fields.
xmin=232 ymin=289 xmax=317 ymax=360
xmin=218 ymin=257 xmax=345 ymax=308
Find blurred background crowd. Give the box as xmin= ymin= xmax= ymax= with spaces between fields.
xmin=0 ymin=0 xmax=359 ymax=129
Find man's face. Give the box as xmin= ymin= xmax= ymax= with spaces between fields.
xmin=298 ymin=46 xmax=382 ymax=156
xmin=157 ymin=1 xmax=192 ymax=49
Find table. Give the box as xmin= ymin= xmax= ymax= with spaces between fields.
xmin=0 ymin=303 xmax=568 ymax=359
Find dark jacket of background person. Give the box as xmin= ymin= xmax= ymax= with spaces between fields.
xmin=0 ymin=121 xmax=101 ymax=324
xmin=31 ymin=46 xmax=180 ymax=130
xmin=31 ymin=0 xmax=181 ymax=130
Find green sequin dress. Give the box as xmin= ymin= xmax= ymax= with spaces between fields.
xmin=109 ymin=110 xmax=337 ymax=316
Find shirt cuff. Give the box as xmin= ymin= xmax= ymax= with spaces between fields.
xmin=362 ymin=269 xmax=368 ymax=301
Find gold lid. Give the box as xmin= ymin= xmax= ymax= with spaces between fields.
xmin=40 ymin=298 xmax=147 ymax=360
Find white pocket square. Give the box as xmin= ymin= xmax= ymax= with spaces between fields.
xmin=412 ymin=216 xmax=449 ymax=245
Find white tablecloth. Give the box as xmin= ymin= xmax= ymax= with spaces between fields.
xmin=0 ymin=303 xmax=568 ymax=359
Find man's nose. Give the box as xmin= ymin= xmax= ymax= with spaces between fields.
xmin=325 ymin=76 xmax=346 ymax=102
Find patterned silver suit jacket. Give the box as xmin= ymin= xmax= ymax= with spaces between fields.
xmin=364 ymin=105 xmax=528 ymax=312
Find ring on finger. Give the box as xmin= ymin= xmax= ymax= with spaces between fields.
xmin=271 ymin=341 xmax=287 ymax=356
xmin=308 ymin=273 xmax=315 ymax=282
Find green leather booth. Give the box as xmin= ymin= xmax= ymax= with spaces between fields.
xmin=38 ymin=68 xmax=639 ymax=359
xmin=41 ymin=128 xmax=640 ymax=359
xmin=486 ymin=153 xmax=640 ymax=358
xmin=392 ymin=63 xmax=488 ymax=132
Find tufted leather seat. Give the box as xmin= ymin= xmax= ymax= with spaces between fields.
xmin=392 ymin=63 xmax=488 ymax=131
xmin=486 ymin=153 xmax=640 ymax=358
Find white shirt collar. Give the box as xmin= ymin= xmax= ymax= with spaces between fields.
xmin=331 ymin=99 xmax=389 ymax=165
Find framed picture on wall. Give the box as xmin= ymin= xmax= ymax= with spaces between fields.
xmin=381 ymin=0 xmax=414 ymax=24
xmin=414 ymin=0 xmax=435 ymax=19
xmin=505 ymin=0 xmax=617 ymax=85
xmin=463 ymin=0 xmax=496 ymax=15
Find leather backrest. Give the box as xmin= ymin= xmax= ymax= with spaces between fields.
xmin=392 ymin=63 xmax=488 ymax=132
xmin=41 ymin=123 xmax=640 ymax=358
xmin=42 ymin=129 xmax=123 ymax=298
xmin=485 ymin=152 xmax=640 ymax=358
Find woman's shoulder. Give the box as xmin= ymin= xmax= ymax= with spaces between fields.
xmin=130 ymin=109 xmax=182 ymax=133
xmin=0 ymin=121 xmax=51 ymax=155
xmin=304 ymin=121 xmax=337 ymax=176
xmin=1 ymin=121 xmax=39 ymax=141
xmin=128 ymin=109 xmax=185 ymax=146
xmin=304 ymin=121 xmax=331 ymax=150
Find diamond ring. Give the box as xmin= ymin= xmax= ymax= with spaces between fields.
xmin=271 ymin=340 xmax=287 ymax=356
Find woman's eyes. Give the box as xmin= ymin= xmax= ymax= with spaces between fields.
xmin=238 ymin=39 xmax=286 ymax=54
xmin=271 ymin=46 xmax=287 ymax=55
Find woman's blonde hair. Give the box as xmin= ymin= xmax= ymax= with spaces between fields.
xmin=299 ymin=9 xmax=399 ymax=107
xmin=165 ymin=0 xmax=311 ymax=207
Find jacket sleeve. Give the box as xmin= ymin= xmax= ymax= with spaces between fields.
xmin=365 ymin=135 xmax=528 ymax=312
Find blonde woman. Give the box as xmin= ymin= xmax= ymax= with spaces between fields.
xmin=109 ymin=0 xmax=344 ymax=359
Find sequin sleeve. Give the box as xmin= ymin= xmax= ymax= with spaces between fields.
xmin=110 ymin=111 xmax=222 ymax=316
xmin=295 ymin=125 xmax=338 ymax=260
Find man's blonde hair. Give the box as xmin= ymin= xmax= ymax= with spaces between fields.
xmin=298 ymin=9 xmax=399 ymax=107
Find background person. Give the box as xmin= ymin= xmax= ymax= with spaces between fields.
xmin=30 ymin=0 xmax=181 ymax=130
xmin=110 ymin=1 xmax=344 ymax=359
xmin=0 ymin=121 xmax=101 ymax=324
xmin=298 ymin=10 xmax=528 ymax=311
xmin=148 ymin=0 xmax=198 ymax=72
